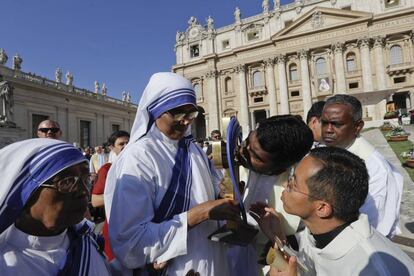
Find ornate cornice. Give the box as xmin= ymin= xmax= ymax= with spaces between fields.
xmin=263 ymin=57 xmax=276 ymax=67
xmin=357 ymin=37 xmax=370 ymax=48
xmin=373 ymin=36 xmax=385 ymax=48
xmin=331 ymin=42 xmax=344 ymax=54
xmin=276 ymin=54 xmax=286 ymax=64
xmin=205 ymin=70 xmax=218 ymax=79
xmin=234 ymin=64 xmax=245 ymax=73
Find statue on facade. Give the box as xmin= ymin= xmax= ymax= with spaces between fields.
xmin=12 ymin=54 xmax=22 ymax=70
xmin=122 ymin=91 xmax=127 ymax=101
xmin=176 ymin=31 xmax=185 ymax=43
xmin=234 ymin=7 xmax=241 ymax=24
xmin=188 ymin=16 xmax=197 ymax=27
xmin=102 ymin=83 xmax=107 ymax=96
xmin=273 ymin=0 xmax=281 ymax=9
xmin=94 ymin=81 xmax=100 ymax=94
xmin=126 ymin=92 xmax=131 ymax=103
xmin=262 ymin=0 xmax=269 ymax=13
xmin=0 ymin=49 xmax=8 ymax=65
xmin=207 ymin=16 xmax=214 ymax=31
xmin=55 ymin=68 xmax=62 ymax=83
xmin=66 ymin=71 xmax=73 ymax=86
xmin=0 ymin=81 xmax=16 ymax=127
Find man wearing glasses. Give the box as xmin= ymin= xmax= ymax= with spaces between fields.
xmin=104 ymin=72 xmax=240 ymax=275
xmin=37 ymin=119 xmax=62 ymax=140
xmin=321 ymin=94 xmax=403 ymax=238
xmin=252 ymin=147 xmax=414 ymax=275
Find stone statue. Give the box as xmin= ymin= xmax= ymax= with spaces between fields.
xmin=262 ymin=0 xmax=269 ymax=13
xmin=0 ymin=49 xmax=8 ymax=65
xmin=234 ymin=7 xmax=241 ymax=24
xmin=176 ymin=31 xmax=185 ymax=43
xmin=126 ymin=92 xmax=131 ymax=103
xmin=66 ymin=71 xmax=73 ymax=86
xmin=0 ymin=81 xmax=16 ymax=127
xmin=102 ymin=83 xmax=107 ymax=96
xmin=13 ymin=54 xmax=22 ymax=70
xmin=207 ymin=16 xmax=214 ymax=31
xmin=273 ymin=0 xmax=280 ymax=9
xmin=94 ymin=81 xmax=100 ymax=94
xmin=122 ymin=91 xmax=127 ymax=101
xmin=55 ymin=68 xmax=62 ymax=83
xmin=188 ymin=16 xmax=197 ymax=27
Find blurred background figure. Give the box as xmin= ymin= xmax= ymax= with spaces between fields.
xmin=36 ymin=119 xmax=62 ymax=140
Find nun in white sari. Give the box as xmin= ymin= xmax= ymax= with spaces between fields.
xmin=0 ymin=138 xmax=110 ymax=276
xmin=104 ymin=72 xmax=240 ymax=275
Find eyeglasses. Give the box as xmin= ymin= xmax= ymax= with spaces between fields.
xmin=166 ymin=108 xmax=199 ymax=121
xmin=286 ymin=167 xmax=337 ymax=212
xmin=286 ymin=167 xmax=318 ymax=199
xmin=41 ymin=174 xmax=90 ymax=194
xmin=38 ymin=127 xmax=60 ymax=133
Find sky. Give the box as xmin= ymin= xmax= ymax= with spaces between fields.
xmin=1 ymin=0 xmax=293 ymax=103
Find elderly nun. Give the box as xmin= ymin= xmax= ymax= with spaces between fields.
xmin=0 ymin=138 xmax=111 ymax=275
xmin=104 ymin=72 xmax=240 ymax=275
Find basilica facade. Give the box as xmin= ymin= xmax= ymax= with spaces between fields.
xmin=173 ymin=0 xmax=414 ymax=138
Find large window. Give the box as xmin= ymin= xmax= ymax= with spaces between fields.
xmin=315 ymin=57 xmax=327 ymax=76
xmin=32 ymin=114 xmax=49 ymax=138
xmin=390 ymin=45 xmax=403 ymax=65
xmin=289 ymin=64 xmax=298 ymax=81
xmin=190 ymin=45 xmax=200 ymax=58
xmin=80 ymin=120 xmax=91 ymax=148
xmin=252 ymin=71 xmax=264 ymax=88
xmin=346 ymin=53 xmax=357 ymax=72
xmin=193 ymin=83 xmax=201 ymax=99
xmin=112 ymin=124 xmax=120 ymax=132
xmin=224 ymin=77 xmax=232 ymax=93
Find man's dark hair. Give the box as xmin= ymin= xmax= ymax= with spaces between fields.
xmin=107 ymin=130 xmax=130 ymax=146
xmin=307 ymin=147 xmax=369 ymax=223
xmin=325 ymin=94 xmax=362 ymax=122
xmin=256 ymin=115 xmax=313 ymax=171
xmin=211 ymin=129 xmax=221 ymax=137
xmin=306 ymin=101 xmax=326 ymax=124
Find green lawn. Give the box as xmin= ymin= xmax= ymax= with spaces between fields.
xmin=381 ymin=130 xmax=414 ymax=182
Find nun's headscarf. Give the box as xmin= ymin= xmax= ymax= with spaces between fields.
xmin=0 ymin=138 xmax=87 ymax=233
xmin=129 ymin=72 xmax=197 ymax=142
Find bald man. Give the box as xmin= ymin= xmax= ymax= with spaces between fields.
xmin=37 ymin=120 xmax=62 ymax=140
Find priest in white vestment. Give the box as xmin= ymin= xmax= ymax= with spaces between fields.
xmin=0 ymin=138 xmax=110 ymax=276
xmin=104 ymin=72 xmax=241 ymax=275
xmin=254 ymin=147 xmax=414 ymax=276
xmin=321 ymin=94 xmax=403 ymax=237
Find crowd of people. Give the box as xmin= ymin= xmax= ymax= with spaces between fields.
xmin=1 ymin=72 xmax=414 ymax=275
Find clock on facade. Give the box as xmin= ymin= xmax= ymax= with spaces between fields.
xmin=189 ymin=27 xmax=200 ymax=38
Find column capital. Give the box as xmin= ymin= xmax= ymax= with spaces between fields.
xmin=263 ymin=57 xmax=276 ymax=67
xmin=298 ymin=49 xmax=308 ymax=60
xmin=357 ymin=37 xmax=371 ymax=48
xmin=331 ymin=42 xmax=344 ymax=54
xmin=373 ymin=36 xmax=385 ymax=48
xmin=234 ymin=64 xmax=246 ymax=73
xmin=276 ymin=54 xmax=286 ymax=64
xmin=205 ymin=70 xmax=218 ymax=79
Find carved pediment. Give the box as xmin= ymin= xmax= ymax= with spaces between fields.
xmin=272 ymin=7 xmax=372 ymax=40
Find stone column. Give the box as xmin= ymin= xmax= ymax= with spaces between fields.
xmin=206 ymin=70 xmax=219 ymax=132
xmin=332 ymin=42 xmax=347 ymax=94
xmin=358 ymin=37 xmax=376 ymax=119
xmin=277 ymin=54 xmax=289 ymax=115
xmin=235 ymin=64 xmax=250 ymax=137
xmin=373 ymin=36 xmax=388 ymax=119
xmin=298 ymin=49 xmax=312 ymax=119
xmin=264 ymin=57 xmax=278 ymax=116
xmin=373 ymin=36 xmax=387 ymax=90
